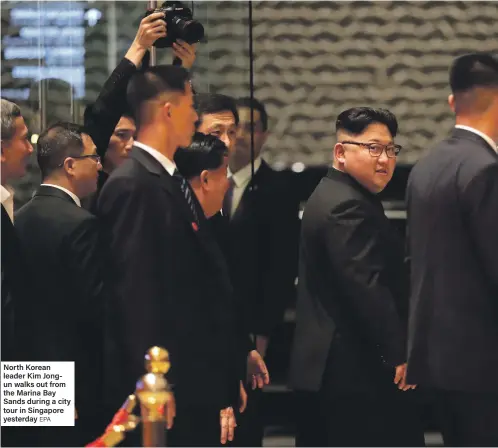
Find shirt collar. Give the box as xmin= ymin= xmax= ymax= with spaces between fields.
xmin=455 ymin=125 xmax=497 ymax=153
xmin=228 ymin=157 xmax=262 ymax=188
xmin=0 ymin=185 xmax=13 ymax=205
xmin=134 ymin=141 xmax=177 ymax=176
xmin=40 ymin=184 xmax=81 ymax=207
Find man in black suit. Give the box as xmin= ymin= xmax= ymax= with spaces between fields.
xmin=1 ymin=99 xmax=34 ymax=361
xmin=406 ymin=52 xmax=498 ymax=446
xmin=196 ymin=95 xmax=296 ymax=446
xmin=97 ymin=66 xmax=243 ymax=446
xmin=289 ymin=107 xmax=424 ymax=447
xmin=1 ymin=99 xmax=34 ymax=448
xmin=14 ymin=122 xmax=104 ymax=446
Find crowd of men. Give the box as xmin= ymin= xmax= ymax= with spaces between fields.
xmin=1 ymin=10 xmax=498 ymax=448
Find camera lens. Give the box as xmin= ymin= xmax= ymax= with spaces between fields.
xmin=172 ymin=17 xmax=204 ymax=44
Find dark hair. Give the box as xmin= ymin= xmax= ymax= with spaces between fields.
xmin=236 ymin=97 xmax=268 ymax=131
xmin=37 ymin=122 xmax=87 ymax=179
xmin=127 ymin=65 xmax=190 ymax=117
xmin=336 ymin=107 xmax=398 ymax=137
xmin=194 ymin=93 xmax=239 ymax=129
xmin=175 ymin=132 xmax=228 ymax=180
xmin=450 ymin=52 xmax=498 ymax=93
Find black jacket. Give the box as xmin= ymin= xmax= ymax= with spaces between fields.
xmin=406 ymin=128 xmax=498 ymax=392
xmin=14 ymin=186 xmax=105 ymax=443
xmin=289 ymin=168 xmax=408 ymax=393
xmin=211 ymin=161 xmax=299 ymax=338
xmin=97 ymin=147 xmax=243 ymax=411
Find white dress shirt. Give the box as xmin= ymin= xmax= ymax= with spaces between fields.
xmin=134 ymin=141 xmax=177 ymax=176
xmin=1 ymin=185 xmax=15 ymax=223
xmin=227 ymin=157 xmax=262 ymax=217
xmin=455 ymin=125 xmax=497 ymax=153
xmin=40 ymin=184 xmax=81 ymax=207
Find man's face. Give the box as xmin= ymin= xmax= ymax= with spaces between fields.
xmin=233 ymin=107 xmax=267 ymax=171
xmin=202 ymin=155 xmax=229 ymax=218
xmin=72 ymin=134 xmax=102 ymax=198
xmin=197 ymin=111 xmax=237 ymax=153
xmin=1 ymin=116 xmax=33 ymax=182
xmin=335 ymin=123 xmax=397 ymax=194
xmin=170 ymin=83 xmax=198 ymax=149
xmin=106 ymin=116 xmax=136 ymax=172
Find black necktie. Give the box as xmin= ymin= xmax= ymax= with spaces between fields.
xmin=222 ymin=177 xmax=236 ymax=218
xmin=173 ymin=170 xmax=199 ymax=225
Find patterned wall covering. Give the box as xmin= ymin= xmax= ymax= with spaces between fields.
xmin=1 ymin=1 xmax=497 ymax=204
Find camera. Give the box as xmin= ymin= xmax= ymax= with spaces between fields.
xmin=146 ymin=1 xmax=204 ymax=49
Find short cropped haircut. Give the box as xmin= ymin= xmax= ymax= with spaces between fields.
xmin=194 ymin=93 xmax=239 ymax=129
xmin=127 ymin=65 xmax=190 ymax=119
xmin=450 ymin=52 xmax=498 ymax=93
xmin=236 ymin=97 xmax=268 ymax=131
xmin=1 ymin=98 xmax=22 ymax=141
xmin=37 ymin=122 xmax=87 ymax=179
xmin=336 ymin=107 xmax=398 ymax=138
xmin=175 ymin=132 xmax=228 ymax=180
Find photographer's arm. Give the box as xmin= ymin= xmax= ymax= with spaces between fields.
xmin=84 ymin=13 xmax=166 ymax=154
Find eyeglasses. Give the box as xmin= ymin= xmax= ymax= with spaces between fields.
xmin=58 ymin=154 xmax=101 ymax=167
xmin=340 ymin=141 xmax=402 ymax=158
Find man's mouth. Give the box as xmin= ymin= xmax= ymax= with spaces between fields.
xmin=376 ymin=169 xmax=389 ymax=175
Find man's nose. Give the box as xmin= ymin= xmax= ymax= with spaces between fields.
xmin=221 ymin=133 xmax=230 ymax=148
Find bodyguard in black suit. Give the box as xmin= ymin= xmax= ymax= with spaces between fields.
xmin=406 ymin=52 xmax=498 ymax=446
xmin=289 ymin=108 xmax=424 ymax=447
xmin=97 ymin=66 xmax=242 ymax=446
xmin=14 ymin=122 xmax=105 ymax=446
xmin=196 ymin=95 xmax=293 ymax=446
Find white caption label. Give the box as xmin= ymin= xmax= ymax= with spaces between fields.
xmin=1 ymin=362 xmax=75 ymax=426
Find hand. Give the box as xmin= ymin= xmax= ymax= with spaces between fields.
xmin=172 ymin=40 xmax=197 ymax=69
xmin=134 ymin=12 xmax=167 ymax=51
xmin=394 ymin=363 xmax=417 ymax=391
xmin=239 ymin=381 xmax=247 ymax=413
xmin=220 ymin=406 xmax=236 ymax=444
xmin=125 ymin=13 xmax=167 ymax=67
xmin=247 ymin=350 xmax=270 ymax=390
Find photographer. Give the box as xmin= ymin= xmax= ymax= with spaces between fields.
xmin=83 ymin=12 xmax=197 ymax=209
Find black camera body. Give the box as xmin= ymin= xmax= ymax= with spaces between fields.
xmin=146 ymin=1 xmax=204 ymax=49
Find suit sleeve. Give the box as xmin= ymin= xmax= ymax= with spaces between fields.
xmin=323 ymin=199 xmax=406 ymax=367
xmin=258 ymin=190 xmax=299 ymax=337
xmin=66 ymin=215 xmax=105 ymax=323
xmin=462 ymin=163 xmax=498 ymax=290
xmin=97 ymin=177 xmax=175 ymax=386
xmin=84 ymin=58 xmax=137 ymax=156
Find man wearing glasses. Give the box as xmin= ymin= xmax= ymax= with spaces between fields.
xmin=14 ymin=122 xmax=105 ymax=447
xmin=289 ymin=107 xmax=423 ymax=446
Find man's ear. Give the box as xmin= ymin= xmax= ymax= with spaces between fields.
xmin=448 ymin=94 xmax=456 ymax=113
xmin=63 ymin=157 xmax=76 ymax=176
xmin=333 ymin=142 xmax=346 ymax=164
xmin=200 ymin=170 xmax=209 ymax=186
xmin=163 ymin=102 xmax=173 ymax=119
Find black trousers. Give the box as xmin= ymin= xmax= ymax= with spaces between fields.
xmin=436 ymin=390 xmax=498 ymax=447
xmin=295 ymin=389 xmax=425 ymax=447
xmin=167 ymin=405 xmax=224 ymax=447
xmin=232 ymin=387 xmax=264 ymax=447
